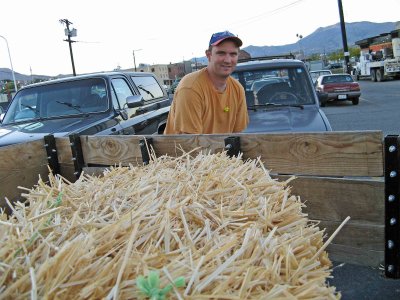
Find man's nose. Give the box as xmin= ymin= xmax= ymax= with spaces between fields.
xmin=223 ymin=54 xmax=232 ymax=63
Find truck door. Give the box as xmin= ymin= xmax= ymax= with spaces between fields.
xmin=129 ymin=75 xmax=170 ymax=135
xmin=109 ymin=75 xmax=169 ymax=135
xmin=109 ymin=77 xmax=139 ymax=135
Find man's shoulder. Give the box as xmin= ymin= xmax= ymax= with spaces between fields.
xmin=180 ymin=68 xmax=208 ymax=89
xmin=228 ymin=75 xmax=244 ymax=91
xmin=182 ymin=68 xmax=206 ymax=82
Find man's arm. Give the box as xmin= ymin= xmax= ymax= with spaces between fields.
xmin=170 ymin=88 xmax=204 ymax=134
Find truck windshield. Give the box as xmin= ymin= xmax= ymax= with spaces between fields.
xmin=231 ymin=67 xmax=315 ymax=107
xmin=2 ymin=78 xmax=109 ymax=125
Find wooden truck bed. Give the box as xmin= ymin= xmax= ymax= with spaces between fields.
xmin=0 ymin=131 xmax=399 ymax=298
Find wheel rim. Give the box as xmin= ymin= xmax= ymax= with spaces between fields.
xmin=371 ymin=70 xmax=376 ymax=81
xmin=376 ymin=70 xmax=382 ymax=82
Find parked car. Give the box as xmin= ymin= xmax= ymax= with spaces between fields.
xmin=309 ymin=69 xmax=332 ymax=83
xmin=170 ymin=78 xmax=181 ymax=94
xmin=0 ymin=72 xmax=171 ymax=147
xmin=231 ymin=58 xmax=332 ymax=132
xmin=314 ymin=73 xmax=361 ymax=107
xmin=326 ymin=62 xmax=343 ymax=70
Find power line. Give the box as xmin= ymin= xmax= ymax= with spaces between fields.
xmin=223 ymin=0 xmax=308 ymax=30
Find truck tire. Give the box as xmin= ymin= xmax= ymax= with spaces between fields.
xmin=352 ymin=97 xmax=359 ymax=105
xmin=376 ymin=68 xmax=384 ymax=82
xmin=371 ymin=69 xmax=377 ymax=82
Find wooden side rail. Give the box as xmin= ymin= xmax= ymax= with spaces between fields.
xmin=0 ymin=140 xmax=49 ymax=208
xmin=69 ymin=131 xmax=384 ymax=177
xmin=0 ymin=131 xmax=387 ymax=270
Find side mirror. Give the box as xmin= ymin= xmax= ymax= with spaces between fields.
xmin=0 ymin=105 xmax=5 ymax=123
xmin=126 ymin=95 xmax=144 ymax=108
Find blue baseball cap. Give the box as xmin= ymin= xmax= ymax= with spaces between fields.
xmin=209 ymin=31 xmax=242 ymax=47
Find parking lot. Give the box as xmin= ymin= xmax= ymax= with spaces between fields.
xmin=321 ymin=78 xmax=400 ymax=299
xmin=321 ymin=78 xmax=400 ymax=136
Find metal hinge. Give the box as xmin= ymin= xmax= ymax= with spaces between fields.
xmin=69 ymin=134 xmax=85 ymax=178
xmin=44 ymin=134 xmax=60 ymax=175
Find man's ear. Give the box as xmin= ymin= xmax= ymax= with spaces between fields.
xmin=205 ymin=49 xmax=211 ymax=60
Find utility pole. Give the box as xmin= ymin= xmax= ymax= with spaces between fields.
xmin=133 ymin=49 xmax=142 ymax=72
xmin=59 ymin=19 xmax=77 ymax=76
xmin=337 ymin=0 xmax=351 ymax=74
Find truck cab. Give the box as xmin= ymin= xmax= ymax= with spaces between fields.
xmin=354 ymin=29 xmax=400 ymax=82
xmin=0 ymin=72 xmax=171 ymax=147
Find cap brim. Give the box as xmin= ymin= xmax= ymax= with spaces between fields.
xmin=211 ymin=36 xmax=242 ymax=47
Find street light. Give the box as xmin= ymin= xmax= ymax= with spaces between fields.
xmin=133 ymin=49 xmax=142 ymax=72
xmin=0 ymin=34 xmax=18 ymax=92
xmin=296 ymin=33 xmax=304 ymax=61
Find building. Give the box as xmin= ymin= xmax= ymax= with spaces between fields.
xmin=124 ymin=63 xmax=171 ymax=88
xmin=167 ymin=60 xmax=193 ymax=84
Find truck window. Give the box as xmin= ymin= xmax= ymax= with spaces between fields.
xmin=232 ymin=66 xmax=315 ymax=106
xmin=130 ymin=76 xmax=164 ymax=101
xmin=2 ymin=78 xmax=108 ymax=124
xmin=111 ymin=78 xmax=134 ymax=109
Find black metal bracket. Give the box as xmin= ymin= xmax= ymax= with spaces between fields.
xmin=44 ymin=134 xmax=60 ymax=175
xmin=69 ymin=134 xmax=85 ymax=179
xmin=139 ymin=137 xmax=154 ymax=165
xmin=384 ymin=135 xmax=400 ymax=278
xmin=224 ymin=136 xmax=241 ymax=157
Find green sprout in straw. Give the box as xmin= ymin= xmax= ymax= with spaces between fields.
xmin=136 ymin=270 xmax=185 ymax=300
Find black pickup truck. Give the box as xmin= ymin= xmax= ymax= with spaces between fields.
xmin=0 ymin=72 xmax=171 ymax=146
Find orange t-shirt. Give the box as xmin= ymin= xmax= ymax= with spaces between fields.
xmin=164 ymin=68 xmax=249 ymax=134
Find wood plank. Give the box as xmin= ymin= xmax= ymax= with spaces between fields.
xmin=318 ymin=220 xmax=384 ymax=251
xmin=277 ymin=176 xmax=384 ymax=224
xmin=239 ymin=131 xmax=384 ymax=177
xmin=55 ymin=137 xmax=76 ymax=182
xmin=68 ymin=131 xmax=384 ymax=177
xmin=0 ymin=165 xmax=48 ymax=207
xmin=78 ymin=134 xmax=226 ymax=167
xmin=0 ymin=140 xmax=49 ymax=207
xmin=56 ymin=137 xmax=74 ymax=165
xmin=327 ymin=243 xmax=384 ymax=267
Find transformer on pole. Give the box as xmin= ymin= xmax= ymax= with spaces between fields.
xmin=59 ymin=19 xmax=77 ymax=76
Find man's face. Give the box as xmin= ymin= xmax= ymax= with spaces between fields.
xmin=206 ymin=40 xmax=239 ymax=78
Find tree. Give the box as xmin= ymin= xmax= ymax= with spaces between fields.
xmin=0 ymin=80 xmax=16 ymax=94
xmin=327 ymin=46 xmax=360 ymax=62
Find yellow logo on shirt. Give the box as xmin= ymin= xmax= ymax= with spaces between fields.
xmin=223 ymin=106 xmax=230 ymax=112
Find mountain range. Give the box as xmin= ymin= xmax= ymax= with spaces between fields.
xmin=245 ymin=21 xmax=397 ymax=58
xmin=196 ymin=21 xmax=398 ymax=64
xmin=1 ymin=21 xmax=398 ymax=81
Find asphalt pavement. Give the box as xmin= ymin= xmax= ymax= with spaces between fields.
xmin=329 ymin=261 xmax=400 ymax=299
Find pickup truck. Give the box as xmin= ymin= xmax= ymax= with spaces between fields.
xmin=0 ymin=71 xmax=171 ymax=146
xmin=231 ymin=58 xmax=332 ymax=132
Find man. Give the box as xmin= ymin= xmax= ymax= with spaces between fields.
xmin=164 ymin=31 xmax=249 ymax=134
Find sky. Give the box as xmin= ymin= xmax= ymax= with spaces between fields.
xmin=0 ymin=0 xmax=399 ymax=76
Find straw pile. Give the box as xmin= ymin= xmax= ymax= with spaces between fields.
xmin=0 ymin=151 xmax=341 ymax=299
